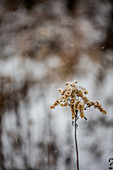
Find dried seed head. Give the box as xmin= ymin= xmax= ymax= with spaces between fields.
xmin=65 ymin=82 xmax=70 ymax=86
xmin=50 ymin=80 xmax=107 ymax=121
xmin=50 ymin=105 xmax=55 ymax=109
xmin=74 ymin=80 xmax=78 ymax=84
xmin=83 ymin=97 xmax=89 ymax=104
xmin=102 ymin=110 xmax=107 ymax=114
xmin=58 ymin=88 xmax=63 ymax=93
xmin=80 ymin=111 xmax=85 ymax=118
xmin=84 ymin=90 xmax=88 ymax=95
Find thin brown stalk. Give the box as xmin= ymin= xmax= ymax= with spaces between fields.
xmin=75 ymin=111 xmax=79 ymax=170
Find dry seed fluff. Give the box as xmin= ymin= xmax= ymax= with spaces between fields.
xmin=50 ymin=81 xmax=107 ymax=120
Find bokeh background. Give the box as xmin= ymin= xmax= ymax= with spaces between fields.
xmin=0 ymin=0 xmax=113 ymax=170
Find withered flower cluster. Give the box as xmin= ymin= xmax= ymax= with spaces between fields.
xmin=50 ymin=81 xmax=107 ymax=120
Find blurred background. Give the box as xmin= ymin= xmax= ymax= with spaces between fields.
xmin=0 ymin=0 xmax=113 ymax=169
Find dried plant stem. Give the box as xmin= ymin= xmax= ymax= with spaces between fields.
xmin=75 ymin=111 xmax=79 ymax=170
xmin=50 ymin=80 xmax=107 ymax=170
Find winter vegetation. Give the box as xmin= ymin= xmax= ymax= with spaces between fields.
xmin=0 ymin=0 xmax=113 ymax=170
xmin=50 ymin=80 xmax=107 ymax=170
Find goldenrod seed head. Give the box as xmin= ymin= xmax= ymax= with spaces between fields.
xmin=79 ymin=89 xmax=83 ymax=93
xmin=65 ymin=82 xmax=70 ymax=86
xmin=61 ymin=90 xmax=66 ymax=95
xmin=50 ymin=80 xmax=107 ymax=121
xmin=74 ymin=80 xmax=78 ymax=84
xmin=80 ymin=111 xmax=85 ymax=118
xmin=84 ymin=90 xmax=88 ymax=95
xmin=63 ymin=102 xmax=68 ymax=106
xmin=102 ymin=110 xmax=107 ymax=114
xmin=58 ymin=88 xmax=63 ymax=93
xmin=83 ymin=97 xmax=89 ymax=103
xmin=60 ymin=103 xmax=64 ymax=107
xmin=50 ymin=105 xmax=55 ymax=109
